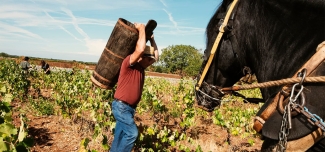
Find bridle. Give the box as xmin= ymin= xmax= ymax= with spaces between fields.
xmin=195 ymin=0 xmax=241 ymax=110
xmin=194 ymin=0 xmax=325 ymax=150
xmin=196 ymin=0 xmax=239 ymax=90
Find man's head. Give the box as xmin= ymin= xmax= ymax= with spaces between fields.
xmin=142 ymin=45 xmax=155 ymax=59
xmin=41 ymin=60 xmax=45 ymax=65
xmin=138 ymin=45 xmax=156 ymax=68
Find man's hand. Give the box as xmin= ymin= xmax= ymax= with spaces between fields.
xmin=134 ymin=23 xmax=145 ymax=31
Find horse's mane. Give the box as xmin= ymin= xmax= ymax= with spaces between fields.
xmin=207 ymin=0 xmax=325 ymax=55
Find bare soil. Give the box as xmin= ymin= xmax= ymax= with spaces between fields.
xmin=13 ymin=103 xmax=262 ymax=152
xmin=11 ymin=61 xmax=263 ymax=152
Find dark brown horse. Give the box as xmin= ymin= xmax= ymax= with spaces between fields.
xmin=195 ymin=0 xmax=325 ymax=151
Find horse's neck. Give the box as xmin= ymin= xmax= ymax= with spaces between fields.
xmin=241 ymin=0 xmax=325 ymax=99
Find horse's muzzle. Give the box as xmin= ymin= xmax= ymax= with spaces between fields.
xmin=195 ymin=81 xmax=225 ymax=111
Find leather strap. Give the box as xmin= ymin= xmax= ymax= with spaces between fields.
xmin=196 ymin=0 xmax=239 ymax=90
xmin=253 ymin=41 xmax=325 ymax=133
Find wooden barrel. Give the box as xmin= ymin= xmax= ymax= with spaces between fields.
xmin=91 ymin=18 xmax=139 ymax=89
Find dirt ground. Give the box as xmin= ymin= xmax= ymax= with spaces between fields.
xmin=10 ymin=61 xmax=263 ymax=152
xmin=12 ymin=102 xmax=263 ymax=152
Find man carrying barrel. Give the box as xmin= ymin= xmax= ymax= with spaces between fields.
xmin=110 ymin=22 xmax=159 ymax=152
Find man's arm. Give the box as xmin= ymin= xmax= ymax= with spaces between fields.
xmin=45 ymin=64 xmax=50 ymax=73
xmin=130 ymin=23 xmax=146 ymax=65
xmin=150 ymin=35 xmax=159 ymax=62
xmin=147 ymin=35 xmax=159 ymax=65
xmin=27 ymin=62 xmax=32 ymax=68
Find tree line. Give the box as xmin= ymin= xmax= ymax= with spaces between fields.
xmin=148 ymin=45 xmax=203 ymax=77
xmin=0 ymin=44 xmax=204 ymax=77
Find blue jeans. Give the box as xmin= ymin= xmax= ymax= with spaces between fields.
xmin=110 ymin=100 xmax=138 ymax=152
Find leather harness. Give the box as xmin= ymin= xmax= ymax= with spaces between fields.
xmin=194 ymin=0 xmax=325 ymax=150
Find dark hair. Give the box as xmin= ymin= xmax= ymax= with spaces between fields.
xmin=40 ymin=60 xmax=45 ymax=66
xmin=24 ymin=57 xmax=29 ymax=61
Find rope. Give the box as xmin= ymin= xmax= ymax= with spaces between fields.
xmin=222 ymin=76 xmax=325 ymax=91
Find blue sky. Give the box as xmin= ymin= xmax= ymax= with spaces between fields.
xmin=0 ymin=0 xmax=221 ymax=62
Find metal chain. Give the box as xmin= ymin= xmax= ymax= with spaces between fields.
xmin=275 ymin=69 xmax=325 ymax=151
xmin=277 ymin=104 xmax=289 ymax=152
xmin=276 ymin=83 xmax=304 ymax=152
xmin=292 ymin=105 xmax=325 ymax=132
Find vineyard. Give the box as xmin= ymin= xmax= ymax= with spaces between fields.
xmin=0 ymin=58 xmax=265 ymax=152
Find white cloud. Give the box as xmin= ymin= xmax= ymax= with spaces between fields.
xmin=54 ymin=0 xmax=68 ymax=5
xmin=0 ymin=12 xmax=36 ymax=19
xmin=159 ymin=0 xmax=168 ymax=7
xmin=0 ymin=22 xmax=42 ymax=39
xmin=163 ymin=9 xmax=179 ymax=31
xmin=84 ymin=39 xmax=106 ymax=55
xmin=61 ymin=8 xmax=89 ymax=39
xmin=0 ymin=2 xmax=110 ymax=59
xmin=160 ymin=9 xmax=205 ymax=35
xmin=59 ymin=7 xmax=108 ymax=55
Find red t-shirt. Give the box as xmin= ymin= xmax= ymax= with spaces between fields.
xmin=114 ymin=55 xmax=145 ymax=106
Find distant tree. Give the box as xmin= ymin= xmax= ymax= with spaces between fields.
xmin=0 ymin=52 xmax=10 ymax=57
xmin=158 ymin=45 xmax=203 ymax=77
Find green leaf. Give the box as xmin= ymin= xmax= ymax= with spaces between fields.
xmin=0 ymin=123 xmax=17 ymax=137
xmin=0 ymin=137 xmax=9 ymax=151
xmin=248 ymin=138 xmax=255 ymax=146
xmin=147 ymin=127 xmax=155 ymax=135
xmin=0 ymin=85 xmax=6 ymax=93
xmin=4 ymin=94 xmax=13 ymax=103
xmin=80 ymin=138 xmax=90 ymax=148
xmin=195 ymin=145 xmax=203 ymax=152
xmin=0 ymin=102 xmax=11 ymax=113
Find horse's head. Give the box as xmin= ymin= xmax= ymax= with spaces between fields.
xmin=196 ymin=0 xmax=325 ymax=150
xmin=195 ymin=0 xmax=249 ymax=111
